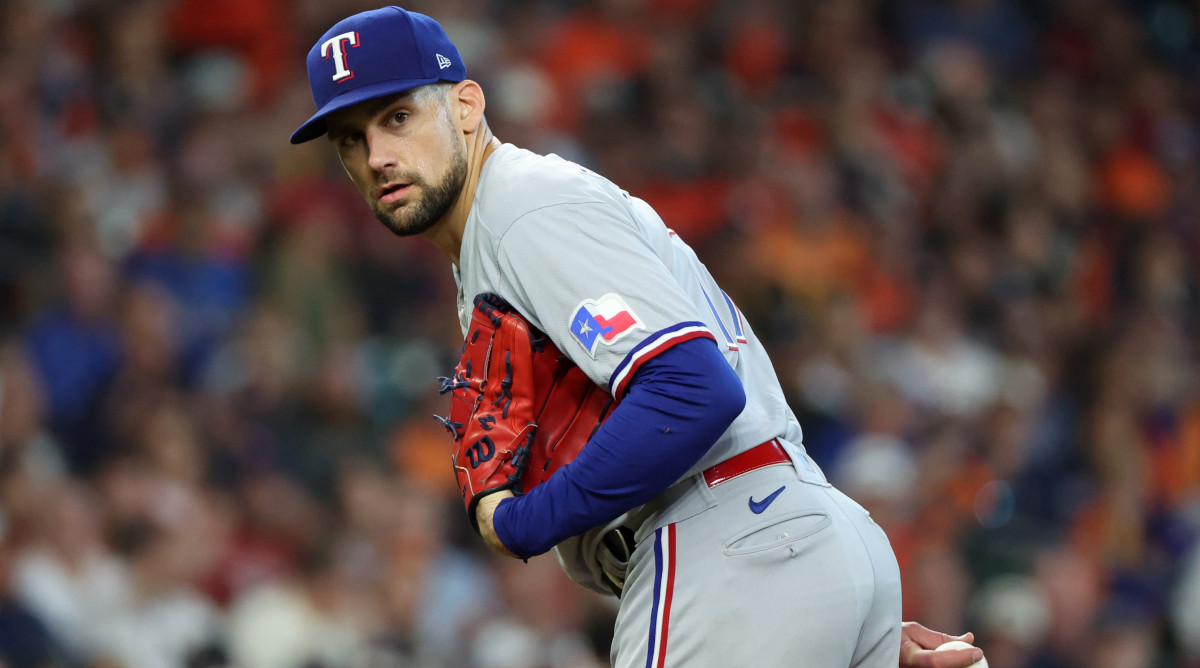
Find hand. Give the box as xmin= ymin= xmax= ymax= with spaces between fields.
xmin=475 ymin=490 xmax=519 ymax=558
xmin=899 ymin=621 xmax=985 ymax=668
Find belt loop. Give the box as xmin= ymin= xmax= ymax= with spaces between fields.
xmin=780 ymin=439 xmax=828 ymax=486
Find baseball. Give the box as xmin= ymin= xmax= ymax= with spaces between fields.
xmin=935 ymin=640 xmax=989 ymax=668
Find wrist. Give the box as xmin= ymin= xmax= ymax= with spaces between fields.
xmin=476 ymin=490 xmax=518 ymax=557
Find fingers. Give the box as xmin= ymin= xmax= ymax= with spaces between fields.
xmin=900 ymin=621 xmax=974 ymax=650
xmin=937 ymin=650 xmax=981 ymax=668
xmin=900 ymin=645 xmax=985 ymax=668
xmin=900 ymin=621 xmax=946 ymax=648
xmin=900 ymin=621 xmax=938 ymax=647
xmin=899 ymin=622 xmax=983 ymax=668
xmin=927 ymin=647 xmax=985 ymax=668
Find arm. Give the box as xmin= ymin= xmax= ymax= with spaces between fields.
xmin=482 ymin=337 xmax=745 ymax=558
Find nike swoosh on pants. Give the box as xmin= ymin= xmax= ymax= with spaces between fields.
xmin=748 ymin=485 xmax=786 ymax=514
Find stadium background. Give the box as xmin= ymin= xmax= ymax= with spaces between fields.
xmin=0 ymin=0 xmax=1198 ymax=666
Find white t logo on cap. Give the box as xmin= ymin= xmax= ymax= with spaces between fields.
xmin=321 ymin=31 xmax=360 ymax=82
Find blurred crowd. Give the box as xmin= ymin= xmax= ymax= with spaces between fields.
xmin=0 ymin=0 xmax=1198 ymax=666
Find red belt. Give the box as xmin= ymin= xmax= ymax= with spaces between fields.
xmin=702 ymin=439 xmax=791 ymax=487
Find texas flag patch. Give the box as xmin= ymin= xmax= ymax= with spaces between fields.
xmin=570 ymin=293 xmax=645 ymax=357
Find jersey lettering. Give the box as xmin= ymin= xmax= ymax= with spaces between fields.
xmin=721 ymin=290 xmax=748 ymax=345
xmin=321 ymin=31 xmax=360 ymax=82
xmin=698 ymin=283 xmax=747 ymax=352
xmin=670 ymin=229 xmax=747 ymax=352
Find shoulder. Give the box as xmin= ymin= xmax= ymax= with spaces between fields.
xmin=472 ymin=144 xmax=631 ymax=238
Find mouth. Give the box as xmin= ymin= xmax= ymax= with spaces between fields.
xmin=378 ymin=182 xmax=413 ymax=205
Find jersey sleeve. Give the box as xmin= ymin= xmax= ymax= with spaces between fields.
xmin=493 ymin=336 xmax=746 ymax=558
xmin=494 ymin=198 xmax=716 ymax=396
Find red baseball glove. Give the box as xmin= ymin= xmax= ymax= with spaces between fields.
xmin=437 ymin=293 xmax=615 ymax=533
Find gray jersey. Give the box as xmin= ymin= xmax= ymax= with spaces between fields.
xmin=453 ymin=144 xmax=901 ymax=668
xmin=453 ymin=143 xmax=805 ymax=478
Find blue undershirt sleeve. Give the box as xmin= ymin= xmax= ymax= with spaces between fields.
xmin=491 ymin=336 xmax=747 ymax=558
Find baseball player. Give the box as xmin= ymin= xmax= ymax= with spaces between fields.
xmin=291 ymin=7 xmax=986 ymax=668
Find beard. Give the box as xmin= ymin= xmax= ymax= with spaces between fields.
xmin=371 ymin=135 xmax=468 ymax=237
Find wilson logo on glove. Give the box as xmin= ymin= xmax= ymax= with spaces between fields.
xmin=467 ymin=437 xmax=496 ymax=467
xmin=436 ymin=293 xmax=617 ymax=533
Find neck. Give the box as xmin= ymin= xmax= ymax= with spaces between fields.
xmin=421 ymin=123 xmax=500 ymax=265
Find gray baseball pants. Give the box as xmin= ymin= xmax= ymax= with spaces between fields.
xmin=611 ymin=446 xmax=902 ymax=667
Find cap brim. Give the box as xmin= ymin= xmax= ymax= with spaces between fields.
xmin=289 ymin=76 xmax=445 ymax=144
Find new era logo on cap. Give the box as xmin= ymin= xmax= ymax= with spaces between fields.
xmin=291 ymin=6 xmax=467 ymax=144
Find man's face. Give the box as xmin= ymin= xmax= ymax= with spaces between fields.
xmin=326 ymin=86 xmax=468 ymax=237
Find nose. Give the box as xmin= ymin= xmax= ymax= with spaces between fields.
xmin=365 ymin=127 xmax=399 ymax=173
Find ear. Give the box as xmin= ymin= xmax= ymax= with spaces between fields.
xmin=452 ymin=80 xmax=486 ymax=135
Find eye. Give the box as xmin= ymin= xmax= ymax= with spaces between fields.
xmin=336 ymin=132 xmax=363 ymax=149
xmin=388 ymin=111 xmax=409 ymax=126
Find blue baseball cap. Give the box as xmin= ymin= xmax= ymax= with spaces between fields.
xmin=290 ymin=6 xmax=466 ymax=144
